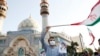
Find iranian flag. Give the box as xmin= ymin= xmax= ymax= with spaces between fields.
xmin=71 ymin=0 xmax=100 ymax=26
xmin=87 ymin=28 xmax=95 ymax=45
xmin=49 ymin=1 xmax=100 ymax=27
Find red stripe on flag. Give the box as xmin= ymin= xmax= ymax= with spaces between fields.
xmin=87 ymin=28 xmax=95 ymax=45
xmin=89 ymin=32 xmax=95 ymax=45
xmin=87 ymin=0 xmax=100 ymax=19
xmin=70 ymin=22 xmax=82 ymax=25
xmin=91 ymin=0 xmax=100 ymax=11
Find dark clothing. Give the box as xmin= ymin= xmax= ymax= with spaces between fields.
xmin=58 ymin=53 xmax=67 ymax=56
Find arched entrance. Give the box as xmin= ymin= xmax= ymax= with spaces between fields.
xmin=18 ymin=48 xmax=24 ymax=56
xmin=4 ymin=36 xmax=36 ymax=56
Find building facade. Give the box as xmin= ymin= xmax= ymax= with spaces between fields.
xmin=0 ymin=15 xmax=72 ymax=56
xmin=0 ymin=0 xmax=84 ymax=56
xmin=71 ymin=34 xmax=85 ymax=52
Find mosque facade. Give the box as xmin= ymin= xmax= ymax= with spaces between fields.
xmin=0 ymin=15 xmax=71 ymax=56
xmin=0 ymin=0 xmax=84 ymax=56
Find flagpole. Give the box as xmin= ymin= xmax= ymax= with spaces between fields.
xmin=80 ymin=35 xmax=84 ymax=52
xmin=48 ymin=24 xmax=70 ymax=27
xmin=93 ymin=44 xmax=96 ymax=49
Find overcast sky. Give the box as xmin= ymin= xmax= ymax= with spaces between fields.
xmin=3 ymin=0 xmax=99 ymax=51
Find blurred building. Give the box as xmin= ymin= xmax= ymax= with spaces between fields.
xmin=71 ymin=33 xmax=85 ymax=52
xmin=0 ymin=0 xmax=84 ymax=56
xmin=0 ymin=15 xmax=72 ymax=56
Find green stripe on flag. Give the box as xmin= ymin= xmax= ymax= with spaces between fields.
xmin=87 ymin=17 xmax=100 ymax=26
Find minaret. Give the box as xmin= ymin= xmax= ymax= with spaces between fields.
xmin=40 ymin=0 xmax=49 ymax=31
xmin=0 ymin=0 xmax=8 ymax=34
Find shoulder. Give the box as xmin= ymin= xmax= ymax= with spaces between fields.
xmin=56 ymin=46 xmax=60 ymax=50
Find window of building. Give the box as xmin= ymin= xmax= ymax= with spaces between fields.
xmin=59 ymin=37 xmax=65 ymax=43
xmin=0 ymin=47 xmax=3 ymax=52
xmin=0 ymin=40 xmax=5 ymax=44
xmin=54 ymin=37 xmax=59 ymax=42
xmin=18 ymin=48 xmax=24 ymax=56
xmin=34 ymin=37 xmax=39 ymax=44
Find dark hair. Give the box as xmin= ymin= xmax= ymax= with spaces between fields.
xmin=48 ymin=36 xmax=55 ymax=42
xmin=83 ymin=51 xmax=88 ymax=56
xmin=98 ymin=39 xmax=100 ymax=45
xmin=98 ymin=39 xmax=100 ymax=41
xmin=61 ymin=42 xmax=66 ymax=46
xmin=41 ymin=51 xmax=45 ymax=54
xmin=94 ymin=52 xmax=98 ymax=55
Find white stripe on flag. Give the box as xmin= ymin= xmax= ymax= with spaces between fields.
xmin=70 ymin=0 xmax=100 ymax=26
xmin=87 ymin=28 xmax=95 ymax=45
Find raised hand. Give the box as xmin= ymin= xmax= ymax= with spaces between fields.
xmin=46 ymin=26 xmax=50 ymax=32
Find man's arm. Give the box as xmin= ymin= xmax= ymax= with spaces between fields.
xmin=40 ymin=27 xmax=50 ymax=51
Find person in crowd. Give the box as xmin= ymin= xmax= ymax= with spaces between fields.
xmin=95 ymin=39 xmax=100 ymax=52
xmin=98 ymin=39 xmax=100 ymax=46
xmin=94 ymin=39 xmax=100 ymax=56
xmin=40 ymin=27 xmax=59 ymax=56
xmin=40 ymin=49 xmax=46 ymax=56
xmin=58 ymin=42 xmax=67 ymax=56
xmin=97 ymin=48 xmax=100 ymax=56
xmin=82 ymin=50 xmax=89 ymax=56
xmin=82 ymin=48 xmax=93 ymax=56
xmin=40 ymin=27 xmax=67 ymax=56
xmin=94 ymin=52 xmax=98 ymax=56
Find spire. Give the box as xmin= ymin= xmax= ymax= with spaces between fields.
xmin=29 ymin=14 xmax=32 ymax=19
xmin=1 ymin=0 xmax=6 ymax=1
xmin=40 ymin=0 xmax=49 ymax=30
xmin=41 ymin=0 xmax=48 ymax=3
xmin=41 ymin=0 xmax=48 ymax=2
xmin=0 ymin=0 xmax=8 ymax=18
xmin=0 ymin=0 xmax=8 ymax=35
xmin=40 ymin=0 xmax=49 ymax=15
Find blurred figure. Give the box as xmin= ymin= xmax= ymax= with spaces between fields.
xmin=94 ymin=52 xmax=98 ymax=56
xmin=82 ymin=48 xmax=93 ymax=56
xmin=59 ymin=42 xmax=67 ymax=56
xmin=97 ymin=48 xmax=100 ymax=56
xmin=95 ymin=39 xmax=100 ymax=52
xmin=82 ymin=50 xmax=89 ymax=56
xmin=95 ymin=39 xmax=100 ymax=56
xmin=40 ymin=49 xmax=46 ymax=56
xmin=40 ymin=27 xmax=60 ymax=56
xmin=98 ymin=39 xmax=100 ymax=46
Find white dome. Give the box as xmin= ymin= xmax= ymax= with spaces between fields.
xmin=18 ymin=16 xmax=39 ymax=31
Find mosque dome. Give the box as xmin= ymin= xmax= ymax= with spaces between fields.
xmin=18 ymin=16 xmax=39 ymax=31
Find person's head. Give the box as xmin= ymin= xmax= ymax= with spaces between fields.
xmin=94 ymin=52 xmax=98 ymax=56
xmin=98 ymin=38 xmax=100 ymax=45
xmin=97 ymin=48 xmax=100 ymax=54
xmin=61 ymin=42 xmax=66 ymax=47
xmin=83 ymin=51 xmax=89 ymax=56
xmin=48 ymin=36 xmax=56 ymax=46
xmin=40 ymin=50 xmax=46 ymax=56
xmin=83 ymin=48 xmax=93 ymax=56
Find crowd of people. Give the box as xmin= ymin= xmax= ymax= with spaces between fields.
xmin=40 ymin=27 xmax=67 ymax=56
xmin=40 ymin=27 xmax=100 ymax=56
